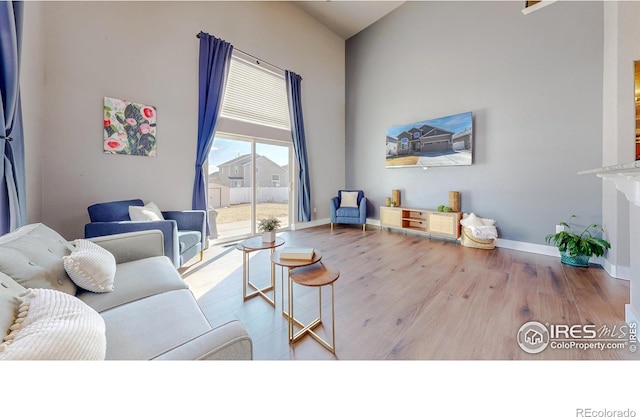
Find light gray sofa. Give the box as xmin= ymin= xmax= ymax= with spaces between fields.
xmin=0 ymin=223 xmax=252 ymax=360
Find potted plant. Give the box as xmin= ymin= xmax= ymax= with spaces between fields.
xmin=257 ymin=216 xmax=281 ymax=243
xmin=544 ymin=215 xmax=611 ymax=267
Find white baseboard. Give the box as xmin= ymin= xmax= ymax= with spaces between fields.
xmin=293 ymin=217 xmax=381 ymax=230
xmin=494 ymin=238 xmax=559 ymax=257
xmin=367 ymin=218 xmax=381 ymax=227
xmin=291 ymin=217 xmax=330 ymax=230
xmin=291 ymin=221 xmax=630 ymax=281
xmin=601 ymin=258 xmax=631 ymax=281
xmin=494 ymin=238 xmax=630 ymax=281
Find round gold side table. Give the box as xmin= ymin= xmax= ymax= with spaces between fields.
xmin=287 ymin=261 xmax=340 ymax=354
xmin=236 ymin=236 xmax=285 ymax=307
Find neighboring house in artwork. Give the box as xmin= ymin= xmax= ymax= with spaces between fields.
xmin=386 ymin=136 xmax=397 ymax=156
xmin=208 ymin=154 xmax=289 ymax=207
xmin=452 ymin=127 xmax=472 ymax=151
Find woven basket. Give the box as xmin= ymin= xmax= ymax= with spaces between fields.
xmin=461 ymin=226 xmax=495 ymax=250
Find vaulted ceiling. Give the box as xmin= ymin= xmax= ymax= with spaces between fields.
xmin=293 ymin=1 xmax=405 ymax=39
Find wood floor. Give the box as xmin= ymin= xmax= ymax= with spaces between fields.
xmin=180 ymin=225 xmax=637 ymax=360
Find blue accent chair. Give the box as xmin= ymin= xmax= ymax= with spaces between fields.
xmin=84 ymin=199 xmax=207 ymax=268
xmin=330 ymin=190 xmax=367 ymax=231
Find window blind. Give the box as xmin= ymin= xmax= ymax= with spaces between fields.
xmin=220 ymin=55 xmax=291 ymax=131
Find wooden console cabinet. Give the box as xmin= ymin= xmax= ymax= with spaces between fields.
xmin=379 ymin=206 xmax=462 ymax=239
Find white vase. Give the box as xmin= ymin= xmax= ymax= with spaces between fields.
xmin=262 ymin=231 xmax=275 ymax=243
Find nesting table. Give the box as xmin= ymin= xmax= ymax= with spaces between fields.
xmin=271 ymin=249 xmax=340 ymax=353
xmin=236 ymin=236 xmax=285 ymax=308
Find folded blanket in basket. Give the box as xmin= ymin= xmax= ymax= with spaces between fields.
xmin=460 ymin=213 xmax=498 ymax=240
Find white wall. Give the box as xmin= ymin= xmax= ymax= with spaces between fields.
xmin=21 ymin=1 xmax=45 ymax=224
xmin=346 ymin=1 xmax=604 ymax=244
xmin=602 ymin=1 xmax=640 ymax=322
xmin=39 ymin=1 xmax=344 ymax=239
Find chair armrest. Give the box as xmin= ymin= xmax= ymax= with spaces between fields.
xmin=87 ymin=230 xmax=164 ymax=264
xmin=330 ymin=197 xmax=339 ymax=222
xmin=152 ymin=320 xmax=253 ymax=360
xmin=163 ymin=210 xmax=207 ymax=252
xmin=359 ymin=197 xmax=368 ymax=223
xmin=85 ymin=220 xmax=179 ymax=268
xmin=162 ymin=210 xmax=206 ymax=232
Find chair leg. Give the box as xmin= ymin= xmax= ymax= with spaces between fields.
xmin=331 ymin=223 xmax=334 ymax=231
xmin=199 ymin=250 xmax=204 ymax=262
xmin=362 ymin=224 xmax=366 ymax=232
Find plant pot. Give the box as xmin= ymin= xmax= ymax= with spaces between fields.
xmin=262 ymin=231 xmax=275 ymax=243
xmin=560 ymin=252 xmax=590 ymax=267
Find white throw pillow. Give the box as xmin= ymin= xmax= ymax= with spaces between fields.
xmin=481 ymin=218 xmax=496 ymax=226
xmin=129 ymin=202 xmax=164 ymax=221
xmin=63 ymin=239 xmax=116 ymax=293
xmin=461 ymin=213 xmax=484 ymax=228
xmin=0 ymin=288 xmax=106 ymax=360
xmin=340 ymin=191 xmax=359 ymax=208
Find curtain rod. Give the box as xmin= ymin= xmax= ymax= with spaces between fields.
xmin=196 ymin=33 xmax=286 ymax=74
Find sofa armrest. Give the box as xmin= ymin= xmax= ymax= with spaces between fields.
xmin=85 ymin=220 xmax=179 ymax=268
xmin=152 ymin=320 xmax=253 ymax=360
xmin=88 ymin=230 xmax=165 ymax=264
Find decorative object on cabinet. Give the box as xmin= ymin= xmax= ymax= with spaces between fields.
xmin=449 ymin=191 xmax=460 ymax=212
xmin=392 ymin=189 xmax=401 ymax=207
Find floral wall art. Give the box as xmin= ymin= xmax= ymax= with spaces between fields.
xmin=103 ymin=97 xmax=157 ymax=157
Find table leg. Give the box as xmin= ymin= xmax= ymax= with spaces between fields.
xmin=242 ymin=250 xmax=247 ymax=299
xmin=242 ymin=248 xmax=276 ymax=307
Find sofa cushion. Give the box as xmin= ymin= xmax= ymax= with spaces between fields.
xmin=0 ymin=272 xmax=26 ymax=342
xmin=178 ymin=230 xmax=201 ymax=252
xmin=0 ymin=288 xmax=106 ymax=360
xmin=0 ymin=223 xmax=77 ymax=295
xmin=336 ymin=207 xmax=361 ymax=218
xmin=77 ymin=256 xmax=187 ymax=313
xmin=63 ymin=239 xmax=116 ymax=293
xmin=101 ymin=289 xmax=212 ymax=360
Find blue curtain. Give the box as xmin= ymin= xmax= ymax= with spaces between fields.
xmin=192 ymin=32 xmax=233 ymax=235
xmin=285 ymin=71 xmax=311 ymax=222
xmin=0 ymin=1 xmax=26 ymax=235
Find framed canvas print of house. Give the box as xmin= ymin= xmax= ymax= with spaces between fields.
xmin=385 ymin=111 xmax=473 ymax=168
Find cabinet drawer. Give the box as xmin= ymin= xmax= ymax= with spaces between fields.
xmin=380 ymin=207 xmax=402 ymax=228
xmin=428 ymin=212 xmax=459 ymax=237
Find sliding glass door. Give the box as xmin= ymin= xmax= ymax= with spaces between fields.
xmin=207 ymin=134 xmax=291 ymax=242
